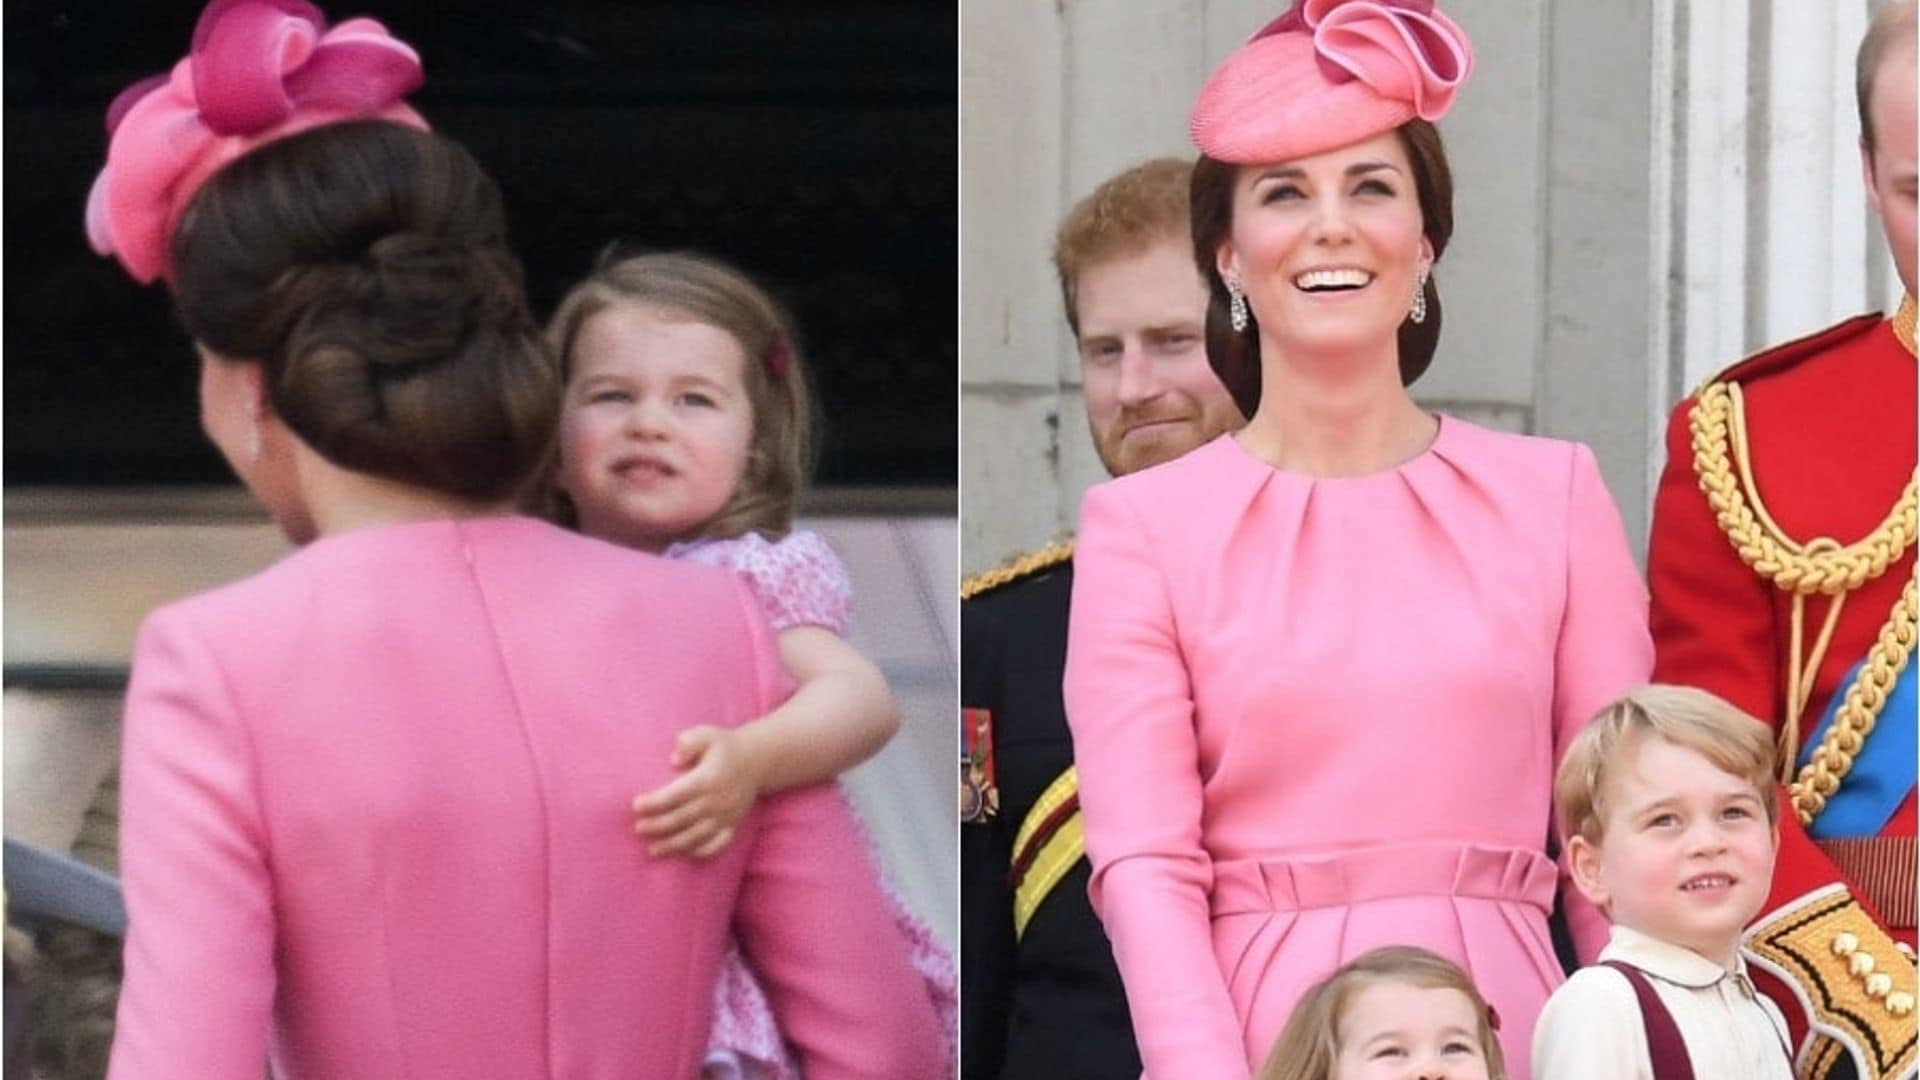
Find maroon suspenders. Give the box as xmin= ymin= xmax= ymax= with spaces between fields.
xmin=1600 ymin=961 xmax=1697 ymax=1080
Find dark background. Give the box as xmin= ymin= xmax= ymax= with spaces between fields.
xmin=4 ymin=1 xmax=956 ymax=488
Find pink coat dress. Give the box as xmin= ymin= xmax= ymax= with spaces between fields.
xmin=107 ymin=517 xmax=948 ymax=1080
xmin=1062 ymin=418 xmax=1653 ymax=1079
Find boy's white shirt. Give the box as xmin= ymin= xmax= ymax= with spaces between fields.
xmin=1530 ymin=924 xmax=1794 ymax=1080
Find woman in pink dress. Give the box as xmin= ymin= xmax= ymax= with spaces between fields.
xmin=90 ymin=4 xmax=945 ymax=1078
xmin=1061 ymin=3 xmax=1653 ymax=1077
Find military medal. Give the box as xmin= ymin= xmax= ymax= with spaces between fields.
xmin=961 ymin=706 xmax=998 ymax=823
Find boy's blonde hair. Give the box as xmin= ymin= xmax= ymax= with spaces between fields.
xmin=1555 ymin=684 xmax=1778 ymax=845
xmin=1257 ymin=946 xmax=1507 ymax=1080
xmin=545 ymin=248 xmax=816 ymax=541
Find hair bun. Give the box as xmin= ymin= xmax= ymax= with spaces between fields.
xmin=326 ymin=231 xmax=521 ymax=375
xmin=173 ymin=121 xmax=555 ymax=502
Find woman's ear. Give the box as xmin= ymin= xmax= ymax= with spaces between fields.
xmin=1215 ymin=241 xmax=1241 ymax=289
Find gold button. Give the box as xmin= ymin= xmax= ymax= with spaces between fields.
xmin=1887 ymin=991 xmax=1916 ymax=1018
xmin=1851 ymin=952 xmax=1877 ymax=977
xmin=1865 ymin=973 xmax=1894 ymax=998
xmin=1833 ymin=932 xmax=1861 ymax=956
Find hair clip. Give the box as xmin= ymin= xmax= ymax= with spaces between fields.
xmin=1486 ymin=1004 xmax=1501 ymax=1032
xmin=765 ymin=333 xmax=791 ymax=377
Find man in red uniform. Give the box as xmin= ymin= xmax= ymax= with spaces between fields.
xmin=1647 ymin=4 xmax=1917 ymax=1077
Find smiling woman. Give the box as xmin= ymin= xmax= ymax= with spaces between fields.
xmin=1056 ymin=3 xmax=1656 ymax=1077
xmin=1192 ymin=119 xmax=1454 ymax=422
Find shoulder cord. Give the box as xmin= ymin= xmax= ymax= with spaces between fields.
xmin=1792 ymin=574 xmax=1918 ymax=825
xmin=1689 ymin=380 xmax=1918 ymax=825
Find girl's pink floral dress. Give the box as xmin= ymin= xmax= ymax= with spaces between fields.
xmin=670 ymin=530 xmax=958 ymax=1079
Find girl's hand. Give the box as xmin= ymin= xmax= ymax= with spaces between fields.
xmin=632 ymin=725 xmax=764 ymax=858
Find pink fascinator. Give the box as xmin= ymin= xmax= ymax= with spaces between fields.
xmin=84 ymin=0 xmax=428 ymax=284
xmin=1190 ymin=0 xmax=1473 ymax=164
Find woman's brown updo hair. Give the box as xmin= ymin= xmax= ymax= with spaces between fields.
xmin=170 ymin=120 xmax=557 ymax=502
xmin=1191 ymin=119 xmax=1455 ymax=418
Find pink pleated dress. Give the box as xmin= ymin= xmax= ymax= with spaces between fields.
xmin=1063 ymin=418 xmax=1653 ymax=1079
xmin=670 ymin=531 xmax=958 ymax=1080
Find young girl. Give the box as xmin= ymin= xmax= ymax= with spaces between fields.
xmin=1259 ymin=947 xmax=1506 ymax=1080
xmin=547 ymin=249 xmax=956 ymax=1078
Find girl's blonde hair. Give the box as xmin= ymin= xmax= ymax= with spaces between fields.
xmin=1257 ymin=946 xmax=1507 ymax=1080
xmin=545 ymin=248 xmax=816 ymax=541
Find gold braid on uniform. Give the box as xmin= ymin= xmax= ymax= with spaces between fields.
xmin=1688 ymin=375 xmax=1919 ymax=827
xmin=1792 ymin=573 xmax=1918 ymax=826
xmin=961 ymin=541 xmax=1074 ymax=600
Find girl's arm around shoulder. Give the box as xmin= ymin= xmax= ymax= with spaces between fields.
xmin=1530 ymin=966 xmax=1650 ymax=1080
xmin=746 ymin=625 xmax=900 ymax=787
xmin=670 ymin=626 xmax=901 ymax=835
xmin=635 ymin=532 xmax=898 ymax=856
xmin=709 ymin=528 xmax=901 ymax=781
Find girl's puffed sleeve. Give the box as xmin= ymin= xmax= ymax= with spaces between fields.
xmin=701 ymin=531 xmax=853 ymax=636
xmin=1063 ymin=483 xmax=1250 ymax=1080
xmin=1553 ymin=445 xmax=1656 ymax=961
xmin=109 ymin=609 xmax=276 ymax=1080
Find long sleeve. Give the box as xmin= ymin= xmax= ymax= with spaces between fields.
xmin=1063 ymin=484 xmax=1247 ymax=1080
xmin=109 ymin=609 xmax=276 ymax=1080
xmin=727 ymin=579 xmax=947 ymax=1080
xmin=1554 ymin=446 xmax=1655 ymax=962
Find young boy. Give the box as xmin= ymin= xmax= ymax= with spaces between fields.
xmin=1532 ymin=684 xmax=1793 ymax=1079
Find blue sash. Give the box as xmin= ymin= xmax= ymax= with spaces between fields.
xmin=1798 ymin=659 xmax=1917 ymax=838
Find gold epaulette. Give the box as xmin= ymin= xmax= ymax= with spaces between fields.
xmin=1746 ymin=885 xmax=1918 ymax=1079
xmin=962 ymin=541 xmax=1074 ymax=601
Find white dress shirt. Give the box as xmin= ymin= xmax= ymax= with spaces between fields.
xmin=1531 ymin=924 xmax=1793 ymax=1079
